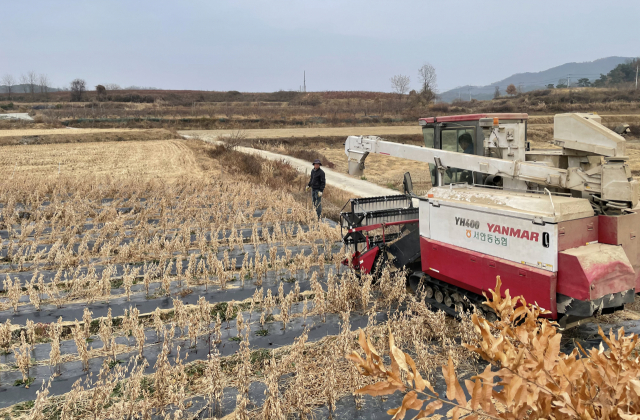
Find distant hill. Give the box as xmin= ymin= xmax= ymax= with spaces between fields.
xmin=439 ymin=56 xmax=634 ymax=103
xmin=0 ymin=84 xmax=62 ymax=94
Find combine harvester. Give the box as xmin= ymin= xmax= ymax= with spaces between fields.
xmin=341 ymin=113 xmax=639 ymax=326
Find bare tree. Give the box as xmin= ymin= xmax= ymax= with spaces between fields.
xmin=105 ymin=83 xmax=121 ymax=90
xmin=390 ymin=74 xmax=410 ymax=95
xmin=20 ymin=74 xmax=29 ymax=93
xmin=506 ymin=84 xmax=517 ymax=96
xmin=493 ymin=86 xmax=500 ymax=99
xmin=39 ymin=74 xmax=50 ymax=98
xmin=26 ymin=71 xmax=38 ymax=98
xmin=418 ymin=63 xmax=437 ymax=103
xmin=70 ymin=79 xmax=86 ymax=101
xmin=1 ymin=74 xmax=16 ymax=99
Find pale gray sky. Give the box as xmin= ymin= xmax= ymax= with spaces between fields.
xmin=1 ymin=0 xmax=638 ymax=92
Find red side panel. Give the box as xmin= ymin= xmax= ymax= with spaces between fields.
xmin=599 ymin=213 xmax=640 ymax=291
xmin=420 ymin=237 xmax=557 ymax=317
xmin=357 ymin=246 xmax=379 ymax=275
xmin=557 ymin=217 xmax=598 ymax=251
xmin=557 ymin=243 xmax=635 ymax=300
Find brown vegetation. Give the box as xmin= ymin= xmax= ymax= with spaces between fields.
xmin=350 ymin=277 xmax=640 ymax=419
xmin=185 ymin=139 xmax=352 ymax=220
xmin=1 ymin=86 xmax=637 ymax=132
xmin=0 ymin=128 xmax=176 ymax=146
xmin=0 ymin=139 xmax=199 ymax=180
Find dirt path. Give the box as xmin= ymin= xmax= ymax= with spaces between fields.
xmin=185 ymin=135 xmax=398 ymax=197
xmin=180 ymin=125 xmax=422 ymax=139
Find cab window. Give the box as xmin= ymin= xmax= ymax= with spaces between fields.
xmin=422 ymin=126 xmax=435 ymax=148
xmin=429 ymin=127 xmax=476 ymax=186
xmin=441 ymin=128 xmax=474 ymax=153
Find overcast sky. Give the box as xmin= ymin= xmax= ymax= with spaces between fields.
xmin=1 ymin=0 xmax=639 ymax=93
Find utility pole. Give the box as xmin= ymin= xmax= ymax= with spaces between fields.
xmin=468 ymin=87 xmax=471 ymax=101
xmin=636 ymin=65 xmax=638 ymax=90
xmin=303 ymin=71 xmax=306 ymax=93
xmin=567 ymin=75 xmax=570 ymax=89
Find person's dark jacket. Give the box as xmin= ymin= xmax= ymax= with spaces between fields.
xmin=308 ymin=168 xmax=326 ymax=191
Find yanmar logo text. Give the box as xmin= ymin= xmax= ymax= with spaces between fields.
xmin=487 ymin=223 xmax=539 ymax=242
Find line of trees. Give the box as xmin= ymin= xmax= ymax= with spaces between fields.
xmin=1 ymin=72 xmax=53 ymax=100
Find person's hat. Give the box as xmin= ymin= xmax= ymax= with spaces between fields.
xmin=312 ymin=159 xmax=322 ymax=165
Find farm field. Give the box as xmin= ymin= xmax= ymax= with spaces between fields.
xmin=0 ymin=128 xmax=176 ymax=147
xmin=1 ymin=124 xmax=640 ymax=419
xmin=0 ymin=140 xmax=199 ymax=179
xmin=0 ymin=128 xmax=148 ymax=138
xmin=0 ymin=138 xmax=475 ymax=419
xmin=181 ymin=125 xmax=422 ymax=140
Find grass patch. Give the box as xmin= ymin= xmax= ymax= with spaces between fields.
xmin=108 ymin=359 xmax=124 ymax=369
xmin=220 ymin=349 xmax=273 ymax=373
xmin=229 ymin=336 xmax=241 ymax=342
xmin=250 ymin=348 xmax=271 ymax=368
xmin=255 ymin=329 xmax=269 ymax=337
xmin=111 ymin=381 xmax=123 ymax=398
xmin=210 ymin=301 xmax=251 ymax=322
xmin=185 ymin=361 xmax=206 ymax=378
xmin=90 ymin=319 xmax=101 ymax=334
xmin=13 ymin=377 xmax=35 ymax=387
xmin=140 ymin=376 xmax=155 ymax=396
xmin=12 ymin=400 xmax=35 ymax=414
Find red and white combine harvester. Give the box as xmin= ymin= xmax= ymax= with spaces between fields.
xmin=341 ymin=113 xmax=639 ymax=326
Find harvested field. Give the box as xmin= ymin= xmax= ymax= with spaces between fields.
xmin=0 ymin=140 xmax=199 ymax=180
xmin=1 ymin=131 xmax=640 ymax=420
xmin=181 ymin=125 xmax=422 ymax=140
xmin=0 ymin=128 xmax=176 ymax=147
xmin=0 ymin=167 xmax=454 ymax=419
xmin=0 ymin=128 xmax=148 ymax=138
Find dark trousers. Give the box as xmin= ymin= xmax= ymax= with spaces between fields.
xmin=312 ymin=190 xmax=322 ymax=218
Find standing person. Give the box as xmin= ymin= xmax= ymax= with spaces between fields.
xmin=305 ymin=159 xmax=325 ymax=219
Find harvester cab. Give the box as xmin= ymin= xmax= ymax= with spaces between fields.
xmin=341 ymin=113 xmax=640 ymax=327
xmin=419 ymin=113 xmax=529 ymax=188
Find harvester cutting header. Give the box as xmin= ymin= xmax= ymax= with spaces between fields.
xmin=341 ymin=113 xmax=640 ymax=326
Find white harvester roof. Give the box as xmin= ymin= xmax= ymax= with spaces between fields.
xmin=428 ymin=185 xmax=594 ymax=223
